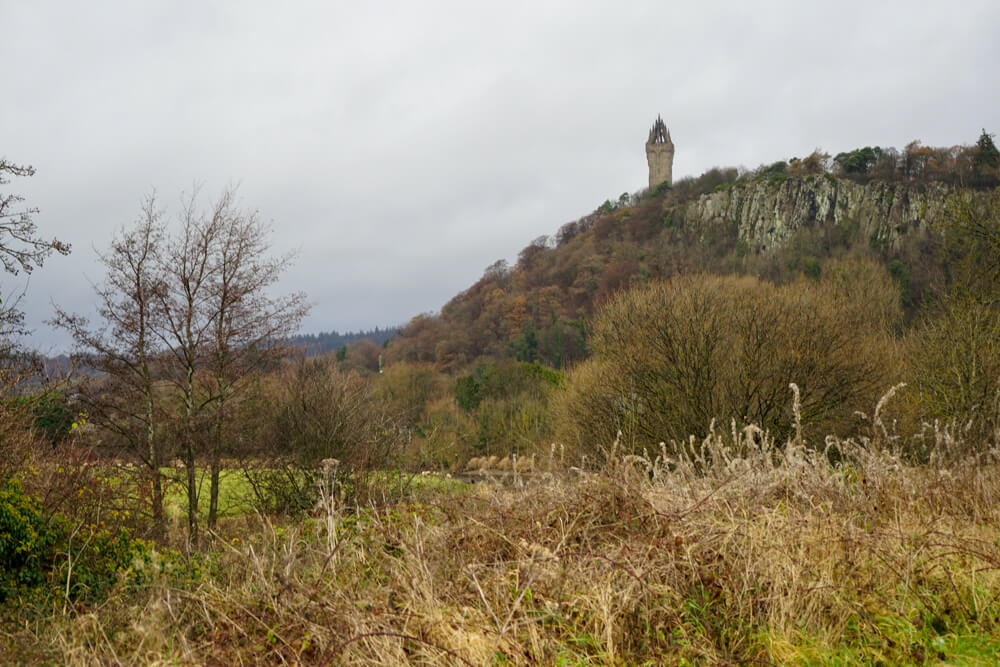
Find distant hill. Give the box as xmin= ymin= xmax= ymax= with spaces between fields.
xmin=35 ymin=329 xmax=400 ymax=379
xmin=286 ymin=327 xmax=400 ymax=357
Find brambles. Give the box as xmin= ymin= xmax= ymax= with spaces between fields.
xmin=0 ymin=476 xmax=152 ymax=605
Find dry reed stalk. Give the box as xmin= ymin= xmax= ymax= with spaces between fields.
xmin=13 ymin=388 xmax=1000 ymax=665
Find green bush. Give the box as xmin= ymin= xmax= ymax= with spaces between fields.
xmin=69 ymin=528 xmax=152 ymax=601
xmin=14 ymin=392 xmax=75 ymax=446
xmin=0 ymin=480 xmax=63 ymax=600
xmin=454 ymin=360 xmax=562 ymax=457
xmin=0 ymin=478 xmax=154 ymax=603
xmin=803 ymin=257 xmax=822 ymax=280
xmin=454 ymin=361 xmax=561 ymax=412
xmin=650 ymin=180 xmax=672 ymax=197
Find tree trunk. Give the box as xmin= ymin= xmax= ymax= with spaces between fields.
xmin=145 ymin=385 xmax=164 ymax=538
xmin=184 ymin=367 xmax=199 ymax=544
xmin=185 ymin=445 xmax=198 ymax=542
xmin=208 ymin=462 xmax=220 ymax=529
xmin=207 ymin=390 xmax=225 ymax=529
xmin=150 ymin=470 xmax=164 ymax=538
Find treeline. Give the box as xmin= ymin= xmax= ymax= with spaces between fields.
xmin=286 ymin=326 xmax=398 ymax=357
xmin=754 ymin=129 xmax=1000 ymax=187
xmin=33 ymin=328 xmax=399 ymax=379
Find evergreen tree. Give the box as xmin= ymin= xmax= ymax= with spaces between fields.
xmin=975 ymin=129 xmax=999 ymax=169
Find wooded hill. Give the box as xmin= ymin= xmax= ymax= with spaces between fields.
xmin=386 ymin=133 xmax=1000 ymax=372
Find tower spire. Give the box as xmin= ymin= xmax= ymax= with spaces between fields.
xmin=645 ymin=114 xmax=675 ymax=188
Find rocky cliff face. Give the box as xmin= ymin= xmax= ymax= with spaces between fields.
xmin=685 ymin=176 xmax=959 ymax=253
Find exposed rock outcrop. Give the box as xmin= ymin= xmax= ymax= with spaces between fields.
xmin=685 ymin=176 xmax=960 ymax=253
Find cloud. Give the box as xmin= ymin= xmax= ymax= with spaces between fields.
xmin=3 ymin=1 xmax=999 ymax=351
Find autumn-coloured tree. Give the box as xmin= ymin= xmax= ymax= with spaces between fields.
xmin=788 ymin=150 xmax=830 ymax=176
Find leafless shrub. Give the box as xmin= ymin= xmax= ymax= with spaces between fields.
xmin=241 ymin=356 xmax=403 ymax=512
xmin=555 ymin=271 xmax=897 ymax=458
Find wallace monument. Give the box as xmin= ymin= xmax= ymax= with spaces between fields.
xmin=646 ymin=115 xmax=675 ymax=189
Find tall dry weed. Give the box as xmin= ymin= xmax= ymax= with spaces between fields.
xmin=11 ymin=387 xmax=1000 ymax=664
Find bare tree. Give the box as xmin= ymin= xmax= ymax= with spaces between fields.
xmin=151 ymin=187 xmax=307 ymax=536
xmin=201 ymin=190 xmax=308 ymax=528
xmin=150 ymin=189 xmax=220 ymax=539
xmin=0 ymin=160 xmax=70 ymax=275
xmin=52 ymin=195 xmax=168 ymax=534
xmin=56 ymin=186 xmax=307 ymax=541
xmin=0 ymin=159 xmax=71 ymax=343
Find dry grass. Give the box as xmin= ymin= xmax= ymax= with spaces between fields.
xmin=6 ymin=389 xmax=1000 ymax=665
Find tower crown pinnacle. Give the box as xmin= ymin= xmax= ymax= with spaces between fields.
xmin=648 ymin=115 xmax=672 ymax=146
xmin=645 ymin=114 xmax=675 ymax=188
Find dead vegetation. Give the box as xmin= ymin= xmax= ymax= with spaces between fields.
xmin=7 ymin=388 xmax=999 ymax=665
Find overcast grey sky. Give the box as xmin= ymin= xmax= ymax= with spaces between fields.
xmin=3 ymin=1 xmax=998 ymax=352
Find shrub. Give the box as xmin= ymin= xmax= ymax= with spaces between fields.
xmin=454 ymin=360 xmax=562 ymax=458
xmin=904 ymin=295 xmax=1000 ymax=438
xmin=802 ymin=257 xmax=821 ymax=280
xmin=65 ymin=527 xmax=152 ymax=602
xmin=555 ymin=271 xmax=897 ymax=455
xmin=650 ymin=180 xmax=672 ymax=197
xmin=16 ymin=392 xmax=74 ymax=447
xmin=0 ymin=480 xmax=63 ymax=600
xmin=454 ymin=361 xmax=561 ymax=412
xmin=0 ymin=479 xmax=152 ymax=603
xmin=243 ymin=357 xmax=404 ymax=511
xmin=376 ymin=362 xmax=446 ymax=429
xmin=552 ymin=358 xmax=633 ymax=457
xmin=670 ymin=167 xmax=741 ymax=201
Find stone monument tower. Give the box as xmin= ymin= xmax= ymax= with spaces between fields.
xmin=646 ymin=115 xmax=674 ymax=189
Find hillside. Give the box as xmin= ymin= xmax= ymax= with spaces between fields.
xmin=387 ymin=167 xmax=991 ymax=371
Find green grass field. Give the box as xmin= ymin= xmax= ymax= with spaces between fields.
xmin=158 ymin=467 xmax=468 ymax=521
xmin=160 ymin=468 xmax=255 ymax=520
